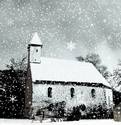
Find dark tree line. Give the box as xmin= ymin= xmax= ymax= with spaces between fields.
xmin=0 ymin=57 xmax=27 ymax=118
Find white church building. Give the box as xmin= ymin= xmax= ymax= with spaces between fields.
xmin=25 ymin=32 xmax=113 ymax=117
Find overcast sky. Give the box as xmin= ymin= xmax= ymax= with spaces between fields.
xmin=0 ymin=0 xmax=121 ymax=72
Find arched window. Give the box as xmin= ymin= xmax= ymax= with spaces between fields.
xmin=48 ymin=87 xmax=52 ymax=98
xmin=70 ymin=88 xmax=75 ymax=98
xmin=91 ymin=89 xmax=96 ymax=98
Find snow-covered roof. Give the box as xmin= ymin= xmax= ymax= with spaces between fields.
xmin=30 ymin=32 xmax=42 ymax=45
xmin=30 ymin=57 xmax=111 ymax=87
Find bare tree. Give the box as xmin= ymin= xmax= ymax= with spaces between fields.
xmin=6 ymin=55 xmax=27 ymax=71
xmin=85 ymin=53 xmax=101 ymax=67
xmin=76 ymin=56 xmax=85 ymax=62
xmin=111 ymin=60 xmax=121 ymax=89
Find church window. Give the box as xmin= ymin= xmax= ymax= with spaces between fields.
xmin=91 ymin=89 xmax=96 ymax=98
xmin=70 ymin=88 xmax=75 ymax=98
xmin=48 ymin=87 xmax=52 ymax=98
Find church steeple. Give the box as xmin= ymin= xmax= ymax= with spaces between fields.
xmin=30 ymin=32 xmax=43 ymax=46
xmin=28 ymin=32 xmax=43 ymax=63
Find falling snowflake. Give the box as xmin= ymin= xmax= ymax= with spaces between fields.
xmin=10 ymin=95 xmax=17 ymax=103
xmin=90 ymin=23 xmax=94 ymax=27
xmin=66 ymin=41 xmax=76 ymax=51
xmin=0 ymin=88 xmax=5 ymax=91
xmin=107 ymin=35 xmax=111 ymax=40
xmin=7 ymin=18 xmax=14 ymax=27
xmin=103 ymin=19 xmax=107 ymax=23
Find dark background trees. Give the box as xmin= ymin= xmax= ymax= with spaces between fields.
xmin=0 ymin=56 xmax=27 ymax=118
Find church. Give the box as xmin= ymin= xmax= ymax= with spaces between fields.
xmin=25 ymin=32 xmax=113 ymax=118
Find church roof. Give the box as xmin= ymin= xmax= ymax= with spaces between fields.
xmin=30 ymin=32 xmax=42 ymax=45
xmin=30 ymin=57 xmax=111 ymax=88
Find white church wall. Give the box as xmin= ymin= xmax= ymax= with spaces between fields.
xmin=32 ymin=83 xmax=111 ymax=110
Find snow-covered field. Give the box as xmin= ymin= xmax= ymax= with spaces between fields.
xmin=0 ymin=119 xmax=121 ymax=125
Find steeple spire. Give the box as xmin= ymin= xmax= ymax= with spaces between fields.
xmin=30 ymin=32 xmax=42 ymax=46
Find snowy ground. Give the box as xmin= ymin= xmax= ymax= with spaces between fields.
xmin=0 ymin=119 xmax=121 ymax=125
